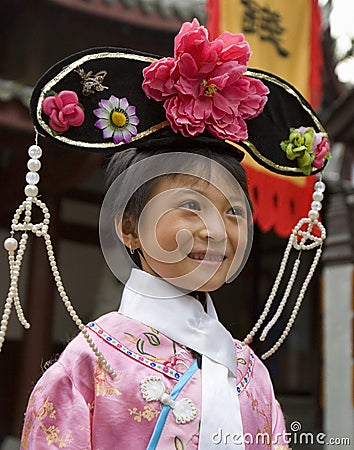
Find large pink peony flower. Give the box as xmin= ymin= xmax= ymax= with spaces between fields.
xmin=42 ymin=90 xmax=85 ymax=133
xmin=142 ymin=18 xmax=269 ymax=142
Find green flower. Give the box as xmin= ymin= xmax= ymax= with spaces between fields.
xmin=280 ymin=127 xmax=317 ymax=175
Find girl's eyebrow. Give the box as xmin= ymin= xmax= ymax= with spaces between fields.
xmin=170 ymin=187 xmax=242 ymax=204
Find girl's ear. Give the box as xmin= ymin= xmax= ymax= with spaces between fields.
xmin=115 ymin=215 xmax=140 ymax=250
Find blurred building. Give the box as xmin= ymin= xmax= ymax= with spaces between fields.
xmin=0 ymin=1 xmax=353 ymax=449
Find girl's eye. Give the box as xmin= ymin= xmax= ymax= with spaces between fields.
xmin=228 ymin=206 xmax=245 ymax=217
xmin=180 ymin=201 xmax=201 ymax=211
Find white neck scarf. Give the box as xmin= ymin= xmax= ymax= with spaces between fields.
xmin=119 ymin=269 xmax=244 ymax=449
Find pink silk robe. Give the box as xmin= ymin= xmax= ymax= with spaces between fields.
xmin=21 ymin=312 xmax=289 ymax=449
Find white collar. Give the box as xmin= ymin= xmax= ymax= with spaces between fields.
xmin=119 ymin=269 xmax=244 ymax=449
xmin=120 ymin=268 xmax=236 ymax=376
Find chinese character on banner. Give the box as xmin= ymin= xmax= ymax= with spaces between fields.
xmin=207 ymin=0 xmax=324 ymax=237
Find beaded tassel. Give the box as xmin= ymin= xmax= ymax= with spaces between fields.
xmin=0 ymin=137 xmax=117 ymax=378
xmin=243 ymin=178 xmax=327 ymax=359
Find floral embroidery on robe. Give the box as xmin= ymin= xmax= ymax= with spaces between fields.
xmin=21 ymin=312 xmax=289 ymax=449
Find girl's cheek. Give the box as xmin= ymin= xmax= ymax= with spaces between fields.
xmin=155 ymin=214 xmax=195 ymax=253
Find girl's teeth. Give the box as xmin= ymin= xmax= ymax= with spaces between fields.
xmin=189 ymin=254 xmax=223 ymax=261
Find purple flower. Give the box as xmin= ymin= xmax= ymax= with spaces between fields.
xmin=93 ymin=96 xmax=139 ymax=144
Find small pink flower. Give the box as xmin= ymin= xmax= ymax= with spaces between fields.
xmin=42 ymin=90 xmax=84 ymax=133
xmin=191 ymin=433 xmax=199 ymax=446
xmin=142 ymin=19 xmax=268 ymax=142
xmin=313 ymin=136 xmax=330 ymax=169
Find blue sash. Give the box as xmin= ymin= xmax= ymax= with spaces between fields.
xmin=146 ymin=359 xmax=199 ymax=450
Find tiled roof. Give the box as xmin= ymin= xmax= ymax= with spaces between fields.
xmin=100 ymin=0 xmax=206 ymax=22
xmin=0 ymin=80 xmax=32 ymax=107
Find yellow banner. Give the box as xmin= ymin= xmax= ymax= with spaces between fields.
xmin=219 ymin=0 xmax=311 ymax=100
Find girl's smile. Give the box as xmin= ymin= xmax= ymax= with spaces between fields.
xmin=187 ymin=250 xmax=226 ymax=265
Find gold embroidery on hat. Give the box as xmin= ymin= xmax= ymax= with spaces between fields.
xmin=231 ymin=70 xmax=327 ymax=174
xmin=231 ymin=140 xmax=318 ymax=174
xmin=75 ymin=67 xmax=108 ymax=96
xmin=37 ymin=51 xmax=164 ymax=149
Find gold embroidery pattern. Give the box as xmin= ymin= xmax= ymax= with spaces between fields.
xmin=128 ymin=405 xmax=160 ymax=423
xmin=21 ymin=389 xmax=72 ymax=449
xmin=94 ymin=359 xmax=122 ymax=397
xmin=245 ymin=390 xmax=272 ymax=448
xmin=36 ymin=51 xmax=168 ymax=150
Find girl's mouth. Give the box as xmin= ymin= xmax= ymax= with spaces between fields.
xmin=187 ymin=252 xmax=225 ymax=265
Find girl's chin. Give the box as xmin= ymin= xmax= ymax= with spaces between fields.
xmin=141 ymin=259 xmax=228 ymax=292
xmin=162 ymin=272 xmax=226 ymax=293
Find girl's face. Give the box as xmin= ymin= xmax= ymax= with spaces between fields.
xmin=132 ymin=173 xmax=249 ymax=292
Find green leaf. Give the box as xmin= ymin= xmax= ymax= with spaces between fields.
xmin=174 ymin=436 xmax=185 ymax=450
xmin=136 ymin=339 xmax=155 ymax=358
xmin=143 ymin=332 xmax=160 ymax=346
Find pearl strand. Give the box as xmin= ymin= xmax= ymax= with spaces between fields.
xmin=243 ymin=177 xmax=327 ymax=356
xmin=243 ymin=236 xmax=293 ymax=345
xmin=40 ymin=226 xmax=116 ymax=377
xmin=0 ymin=140 xmax=117 ymax=378
xmin=261 ymin=247 xmax=322 ymax=359
xmin=260 ymin=255 xmax=301 ymax=341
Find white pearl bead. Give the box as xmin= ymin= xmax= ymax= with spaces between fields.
xmin=311 ymin=201 xmax=322 ymax=211
xmin=4 ymin=237 xmax=18 ymax=251
xmin=314 ymin=181 xmax=325 ymax=192
xmin=308 ymin=209 xmax=319 ymax=220
xmin=24 ymin=185 xmax=38 ymax=197
xmin=28 ymin=145 xmax=42 ymax=159
xmin=27 ymin=158 xmax=41 ymax=171
xmin=25 ymin=172 xmax=40 ymax=185
xmin=312 ymin=191 xmax=323 ymax=202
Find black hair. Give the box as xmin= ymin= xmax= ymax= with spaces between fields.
xmin=106 ymin=137 xmax=250 ymax=208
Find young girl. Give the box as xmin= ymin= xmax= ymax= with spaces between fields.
xmin=1 ymin=19 xmax=329 ymax=450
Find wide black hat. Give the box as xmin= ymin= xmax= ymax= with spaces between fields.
xmin=30 ymin=21 xmax=329 ymax=177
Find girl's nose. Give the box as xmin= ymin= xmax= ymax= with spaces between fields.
xmin=198 ymin=209 xmax=227 ymax=242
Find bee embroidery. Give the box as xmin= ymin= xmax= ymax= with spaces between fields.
xmin=75 ymin=67 xmax=108 ymax=96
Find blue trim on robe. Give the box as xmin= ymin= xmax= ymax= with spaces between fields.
xmin=146 ymin=359 xmax=199 ymax=450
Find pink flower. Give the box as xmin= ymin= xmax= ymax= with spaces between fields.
xmin=313 ymin=136 xmax=330 ymax=169
xmin=142 ymin=19 xmax=268 ymax=142
xmin=191 ymin=433 xmax=199 ymax=446
xmin=42 ymin=90 xmax=84 ymax=133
